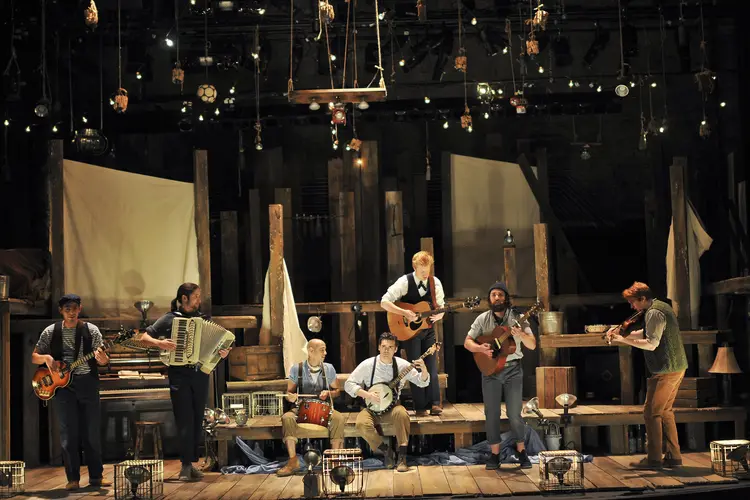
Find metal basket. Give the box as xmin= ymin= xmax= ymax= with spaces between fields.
xmin=539 ymin=450 xmax=584 ymax=492
xmin=0 ymin=461 xmax=24 ymax=499
xmin=710 ymin=439 xmax=750 ymax=478
xmin=114 ymin=459 xmax=164 ymax=500
xmin=250 ymin=391 xmax=285 ymax=418
xmin=322 ymin=449 xmax=364 ymax=497
xmin=222 ymin=392 xmax=252 ymax=421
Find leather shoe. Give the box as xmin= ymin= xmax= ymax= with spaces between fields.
xmin=65 ymin=481 xmax=79 ymax=491
xmin=276 ymin=457 xmax=300 ymax=477
xmin=630 ymin=458 xmax=662 ymax=470
xmin=396 ymin=455 xmax=409 ymax=473
xmin=430 ymin=405 xmax=443 ymax=415
xmin=415 ymin=410 xmax=428 ymax=417
xmin=90 ymin=478 xmax=112 ymax=487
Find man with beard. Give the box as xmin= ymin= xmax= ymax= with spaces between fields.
xmin=463 ymin=281 xmax=536 ymax=469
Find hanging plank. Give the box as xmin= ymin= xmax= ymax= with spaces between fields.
xmin=421 ymin=237 xmax=445 ymax=373
xmin=274 ymin=188 xmax=294 ymax=288
xmin=246 ymin=189 xmax=264 ymax=304
xmin=220 ymin=211 xmax=240 ymax=305
xmin=669 ymin=158 xmax=691 ymax=329
xmin=328 ymin=159 xmax=344 ymax=301
xmin=339 ymin=192 xmax=357 ymax=373
xmin=267 ymin=204 xmax=285 ymax=344
xmin=0 ymin=300 xmax=9 ymax=460
xmin=47 ymin=139 xmax=65 ymax=312
xmin=534 ymin=223 xmax=557 ymax=366
xmin=194 ymin=150 xmax=212 ymax=314
xmin=385 ymin=192 xmax=405 ymax=285
xmin=355 ymin=142 xmax=381 ymax=299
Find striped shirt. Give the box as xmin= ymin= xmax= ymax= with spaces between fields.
xmin=36 ymin=323 xmax=104 ymax=375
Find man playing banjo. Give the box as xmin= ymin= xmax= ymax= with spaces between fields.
xmin=345 ymin=332 xmax=430 ymax=473
xmin=276 ymin=339 xmax=346 ymax=477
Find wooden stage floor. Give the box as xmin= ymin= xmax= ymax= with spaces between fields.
xmin=8 ymin=452 xmax=749 ymax=499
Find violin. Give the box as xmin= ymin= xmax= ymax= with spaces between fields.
xmin=603 ymin=310 xmax=644 ymax=345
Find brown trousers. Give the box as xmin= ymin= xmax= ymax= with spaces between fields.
xmin=281 ymin=407 xmax=346 ymax=444
xmin=644 ymin=370 xmax=685 ymax=463
xmin=355 ymin=404 xmax=411 ymax=450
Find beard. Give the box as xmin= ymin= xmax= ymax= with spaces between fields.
xmin=490 ymin=301 xmax=507 ymax=313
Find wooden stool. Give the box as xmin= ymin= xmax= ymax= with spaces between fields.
xmin=134 ymin=421 xmax=163 ymax=459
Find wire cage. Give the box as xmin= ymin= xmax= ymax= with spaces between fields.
xmin=0 ymin=461 xmax=25 ymax=499
xmin=322 ymin=448 xmax=364 ymax=497
xmin=222 ymin=392 xmax=252 ymax=421
xmin=539 ymin=450 xmax=584 ymax=492
xmin=114 ymin=459 xmax=164 ymax=500
xmin=710 ymin=439 xmax=750 ymax=478
xmin=251 ymin=391 xmax=285 ymax=418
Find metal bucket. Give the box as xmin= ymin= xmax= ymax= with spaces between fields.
xmin=539 ymin=311 xmax=564 ymax=334
xmin=0 ymin=275 xmax=8 ymax=300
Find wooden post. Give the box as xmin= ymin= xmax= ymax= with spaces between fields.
xmin=503 ymin=246 xmax=517 ymax=296
xmin=220 ymin=211 xmax=240 ymax=305
xmin=339 ymin=192 xmax=357 ymax=372
xmin=275 ymin=188 xmax=294 ymax=288
xmin=46 ymin=139 xmax=64 ymax=465
xmin=619 ymin=347 xmax=634 ymax=404
xmin=385 ymin=192 xmax=405 ymax=285
xmin=267 ymin=204 xmax=285 ymax=344
xmin=22 ymin=331 xmax=40 ymax=466
xmin=246 ymin=189 xmax=263 ymax=304
xmin=367 ymin=313 xmax=378 ymax=358
xmin=328 ymin=159 xmax=344 ymax=301
xmin=355 ymin=141 xmax=381 ymax=299
xmin=644 ymin=191 xmax=663 ymax=291
xmin=194 ymin=150 xmax=212 ymax=314
xmin=421 ymin=237 xmax=445 ymax=373
xmin=0 ymin=300 xmax=9 ymax=461
xmin=727 ymin=153 xmax=738 ymax=276
xmin=669 ymin=158 xmax=691 ymax=329
xmin=534 ymin=223 xmax=557 ymax=366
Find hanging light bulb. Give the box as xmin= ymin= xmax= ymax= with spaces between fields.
xmin=538 ymin=66 xmax=544 ymax=73
xmin=356 ymin=157 xmax=363 ymax=166
xmin=630 ymin=81 xmax=636 ymax=87
xmin=3 ymin=119 xmax=9 ymax=127
xmin=214 ymin=108 xmax=220 ymax=116
xmin=467 ymin=125 xmax=473 ymax=133
xmin=650 ymin=81 xmax=657 ymax=88
xmin=309 ymin=99 xmax=321 ymax=111
xmin=25 ymin=126 xmax=31 ymax=133
xmin=471 ymin=17 xmax=477 ymax=25
xmin=165 ymin=37 xmax=174 ymax=47
xmin=52 ymin=124 xmax=58 ymax=133
xmin=332 ymin=141 xmax=338 ymax=150
xmin=659 ymin=118 xmax=668 ymax=134
xmin=502 ymin=47 xmax=508 ymax=54
xmin=229 ymin=86 xmax=236 ymax=94
xmin=720 ymin=101 xmax=727 ymax=108
xmin=424 ymin=96 xmax=430 ymax=104
xmin=484 ymin=112 xmax=489 ymax=119
xmin=568 ymin=80 xmax=574 ymax=88
xmin=596 ymin=85 xmax=602 ymax=92
xmin=136 ymin=71 xmax=142 ymax=80
xmin=580 ymin=144 xmax=591 ymax=160
xmin=82 ymin=116 xmax=88 ymax=124
xmin=443 ymin=120 xmax=449 ymax=129
xmin=198 ymin=114 xmax=204 ymax=121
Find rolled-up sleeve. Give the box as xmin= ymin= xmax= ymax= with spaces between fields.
xmin=146 ymin=314 xmax=172 ymax=337
xmin=434 ymin=277 xmax=446 ymax=307
xmin=644 ymin=309 xmax=666 ymax=350
xmin=345 ymin=361 xmax=370 ymax=398
xmin=467 ymin=313 xmax=489 ymax=340
xmin=35 ymin=326 xmax=54 ymax=354
xmin=381 ymin=275 xmax=408 ymax=304
xmin=88 ymin=324 xmax=104 ymax=350
xmin=404 ymin=366 xmax=430 ymax=388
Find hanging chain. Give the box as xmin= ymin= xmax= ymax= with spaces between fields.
xmin=117 ymin=0 xmax=122 ymax=88
xmin=617 ymin=0 xmax=625 ymax=78
xmin=506 ymin=19 xmax=517 ymax=94
xmin=288 ymin=0 xmax=294 ymax=94
xmin=659 ymin=11 xmax=668 ymax=119
xmin=342 ymin=0 xmax=352 ymax=87
xmin=373 ymin=0 xmax=385 ymax=89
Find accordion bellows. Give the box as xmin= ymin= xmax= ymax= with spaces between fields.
xmin=161 ymin=317 xmax=235 ymax=374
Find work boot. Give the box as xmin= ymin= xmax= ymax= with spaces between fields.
xmin=630 ymin=457 xmax=662 ymax=470
xmin=276 ymin=457 xmax=300 ymax=477
xmin=90 ymin=478 xmax=112 ymax=487
xmin=396 ymin=454 xmax=409 ymax=472
xmin=485 ymin=453 xmax=500 ymax=470
xmin=378 ymin=442 xmax=396 ymax=469
xmin=430 ymin=405 xmax=443 ymax=416
xmin=662 ymin=452 xmax=683 ymax=468
xmin=178 ymin=464 xmax=197 ymax=482
xmin=65 ymin=481 xmax=79 ymax=491
xmin=518 ymin=449 xmax=532 ymax=469
xmin=189 ymin=466 xmax=204 ymax=480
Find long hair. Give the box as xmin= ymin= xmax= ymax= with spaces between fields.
xmin=171 ymin=282 xmax=200 ymax=312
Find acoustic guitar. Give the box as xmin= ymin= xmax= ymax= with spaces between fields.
xmin=472 ymin=302 xmax=544 ymax=376
xmin=31 ymin=328 xmax=134 ymax=401
xmin=387 ymin=297 xmax=480 ymax=341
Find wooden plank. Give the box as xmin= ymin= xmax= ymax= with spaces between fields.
xmin=22 ymin=329 xmax=40 ymax=466
xmin=277 ymin=475 xmax=306 ymax=499
xmin=357 ymin=141 xmax=382 ymax=300
xmin=385 ymin=192 xmax=405 ymax=285
xmin=227 ymin=373 xmax=448 ymax=392
xmin=593 ymin=456 xmax=652 ymax=490
xmin=499 ymin=464 xmax=540 ymax=494
xmin=467 ymin=465 xmax=512 ymax=496
xmin=328 ymin=159 xmax=344 ymax=301
xmin=192 ymin=473 xmax=244 ymax=500
xmin=365 ymin=468 xmax=393 ymax=497
xmin=443 ymin=465 xmax=481 ymax=495
xmin=608 ymin=455 xmax=684 ymax=488
xmin=194 ymin=150 xmax=212 ymax=314
xmin=680 ymin=453 xmax=738 ymax=483
xmin=708 ymin=277 xmax=750 ymax=295
xmin=47 ymin=139 xmax=65 ymax=313
xmin=249 ymin=474 xmax=292 ymax=500
xmin=274 ymin=188 xmax=294 ymax=289
xmin=645 ymin=190 xmax=664 ymax=294
xmin=367 ymin=312 xmax=378 ymax=358
xmin=339 ymin=314 xmax=356 ymax=373
xmin=0 ymin=301 xmax=9 ymax=461
xmin=220 ymin=211 xmax=240 ymax=305
xmin=539 ymin=331 xmax=720 ymax=348
xmin=503 ymin=246 xmax=517 ymax=296
xmin=534 ymin=223 xmax=557 ymax=366
xmin=417 ymin=465 xmax=452 ymax=496
xmin=391 ymin=465 xmax=422 ymax=497
xmin=267 ymin=204 xmax=284 ymax=343
xmin=620 ymin=346 xmax=634 ymax=404
xmin=535 ymin=366 xmax=576 ymax=408
xmin=421 ymin=237 xmax=445 ymax=373
xmin=246 ymin=189 xmax=264 ymax=303
xmin=453 ymin=403 xmax=487 ymax=422
xmin=583 ymin=461 xmax=629 ymax=491
xmin=669 ymin=158 xmax=691 ymax=328
xmin=339 ymin=192 xmax=357 ymax=373
xmin=222 ymin=473 xmax=268 ymax=498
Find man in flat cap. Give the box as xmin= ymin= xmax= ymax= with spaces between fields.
xmin=31 ymin=294 xmax=111 ymax=490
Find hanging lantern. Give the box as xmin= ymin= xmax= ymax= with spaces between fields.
xmin=307 ymin=316 xmax=323 ymax=333
xmin=84 ymin=0 xmax=99 ymax=28
xmin=172 ymin=62 xmax=185 ymax=87
xmin=526 ymin=38 xmax=539 ymax=55
xmin=510 ymin=93 xmax=528 ymax=114
xmin=112 ymin=88 xmax=128 ymax=113
xmin=197 ymin=84 xmax=217 ymax=103
xmin=319 ymin=1 xmax=335 ymax=24
xmin=331 ymin=102 xmax=347 ymax=125
xmin=699 ymin=119 xmax=711 ymax=138
xmin=532 ymin=5 xmax=549 ymax=30
xmin=454 ymin=54 xmax=467 ymax=73
xmin=417 ymin=0 xmax=426 ymax=21
xmin=75 ymin=128 xmax=108 ymax=155
xmin=460 ymin=106 xmax=473 ymax=130
xmin=694 ymin=69 xmax=716 ymax=94
xmin=348 ymin=138 xmax=362 ymax=152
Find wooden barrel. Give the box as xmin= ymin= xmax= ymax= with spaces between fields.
xmin=229 ymin=345 xmax=284 ymax=381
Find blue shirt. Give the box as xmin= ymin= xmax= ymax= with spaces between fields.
xmin=289 ymin=361 xmax=337 ymax=395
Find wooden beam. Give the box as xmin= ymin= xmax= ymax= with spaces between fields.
xmin=727 ymin=153 xmax=738 ymax=276
xmin=47 ymin=139 xmax=64 ymax=313
xmin=267 ymin=204 xmax=285 ymax=343
xmin=274 ymin=188 xmax=294 ymax=289
xmin=538 ymin=331 xmax=723 ymax=348
xmin=534 ymin=223 xmax=557 ymax=366
xmin=669 ymin=158 xmax=691 ymax=329
xmin=619 ymin=346 xmax=634 ymax=405
xmin=421 ymin=237 xmax=445 ymax=372
xmin=220 ymin=211 xmax=240 ymax=305
xmin=22 ymin=330 xmax=40 ymax=466
xmin=708 ymin=277 xmax=750 ymax=295
xmin=0 ymin=300 xmax=9 ymax=460
xmin=385 ymin=192 xmax=405 ymax=285
xmin=194 ymin=150 xmax=212 ymax=314
xmin=328 ymin=159 xmax=344 ymax=301
xmin=339 ymin=192 xmax=357 ymax=372
xmin=246 ymin=189 xmax=264 ymax=303
xmin=356 ymin=141 xmax=381 ymax=299
xmin=503 ymin=246 xmax=517 ymax=296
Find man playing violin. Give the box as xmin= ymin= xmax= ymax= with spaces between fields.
xmin=276 ymin=339 xmax=345 ymax=477
xmin=605 ymin=282 xmax=687 ymax=469
xmin=463 ymin=282 xmax=536 ymax=469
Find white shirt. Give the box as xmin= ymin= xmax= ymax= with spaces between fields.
xmin=381 ymin=272 xmax=446 ymax=306
xmin=345 ymin=356 xmax=430 ymax=399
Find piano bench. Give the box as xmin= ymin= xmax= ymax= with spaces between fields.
xmin=134 ymin=421 xmax=164 ymax=459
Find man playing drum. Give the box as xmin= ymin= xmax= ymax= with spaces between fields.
xmin=276 ymin=339 xmax=346 ymax=477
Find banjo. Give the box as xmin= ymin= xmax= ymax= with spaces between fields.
xmin=365 ymin=343 xmax=441 ymax=416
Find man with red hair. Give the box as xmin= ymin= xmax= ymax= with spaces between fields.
xmin=606 ymin=282 xmax=687 ymax=469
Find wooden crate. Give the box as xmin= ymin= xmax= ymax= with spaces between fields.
xmin=228 ymin=345 xmax=284 ymax=381
xmin=674 ymin=376 xmax=717 ymax=408
xmin=536 ymin=366 xmax=577 ymax=409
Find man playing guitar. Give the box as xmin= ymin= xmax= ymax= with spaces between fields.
xmin=463 ymin=282 xmax=536 ymax=469
xmin=345 ymin=332 xmax=430 ymax=472
xmin=30 ymin=294 xmax=111 ymax=491
xmin=276 ymin=339 xmax=346 ymax=477
xmin=380 ymin=251 xmax=444 ymax=416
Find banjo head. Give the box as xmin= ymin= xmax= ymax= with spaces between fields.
xmin=367 ymin=384 xmax=394 ymax=413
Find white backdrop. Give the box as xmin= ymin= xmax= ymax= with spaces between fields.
xmin=63 ymin=160 xmax=199 ymax=318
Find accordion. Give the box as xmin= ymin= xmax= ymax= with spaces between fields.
xmin=160 ymin=317 xmax=235 ymax=374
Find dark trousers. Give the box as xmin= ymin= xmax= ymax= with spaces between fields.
xmin=402 ymin=328 xmax=440 ymax=410
xmin=482 ymin=360 xmax=525 ymax=445
xmin=53 ymin=374 xmax=103 ymax=482
xmin=168 ymin=366 xmax=209 ymax=465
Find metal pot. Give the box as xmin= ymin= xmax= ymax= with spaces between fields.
xmin=539 ymin=312 xmax=564 ymax=334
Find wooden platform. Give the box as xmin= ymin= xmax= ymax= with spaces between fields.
xmin=9 ymin=452 xmax=749 ymax=499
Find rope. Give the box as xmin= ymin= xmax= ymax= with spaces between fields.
xmin=506 ymin=19 xmax=517 ymax=94
xmin=659 ymin=11 xmax=668 ymax=118
xmin=353 ymin=3 xmax=358 ymax=88
xmin=322 ymin=15 xmax=335 ymax=89
xmin=287 ymin=0 xmax=293 ymax=94
xmin=68 ymin=38 xmax=74 ymax=131
xmin=117 ymin=0 xmax=121 ymax=88
xmin=41 ymin=0 xmax=47 ymax=100
xmin=617 ymin=0 xmax=625 ymax=78
xmin=698 ymin=0 xmax=708 ymax=70
xmin=175 ymin=0 xmax=180 ymax=62
xmin=373 ymin=0 xmax=385 ymax=89
xmin=342 ymin=0 xmax=351 ymax=88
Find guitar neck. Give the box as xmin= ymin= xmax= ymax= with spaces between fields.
xmin=69 ymin=340 xmax=112 ymax=369
xmin=418 ymin=303 xmax=457 ymax=318
xmin=393 ymin=351 xmax=432 ymax=385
